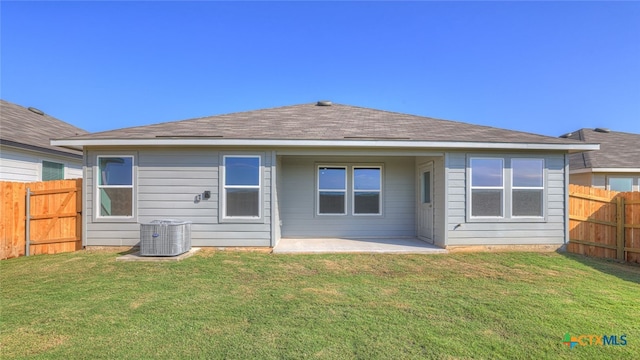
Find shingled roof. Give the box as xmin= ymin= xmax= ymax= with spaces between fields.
xmin=59 ymin=102 xmax=588 ymax=146
xmin=564 ymin=128 xmax=640 ymax=170
xmin=0 ymin=99 xmax=88 ymax=157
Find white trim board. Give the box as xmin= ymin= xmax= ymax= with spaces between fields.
xmin=570 ymin=168 xmax=640 ymax=174
xmin=52 ymin=138 xmax=599 ymax=152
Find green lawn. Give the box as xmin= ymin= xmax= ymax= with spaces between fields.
xmin=1 ymin=250 xmax=638 ymax=359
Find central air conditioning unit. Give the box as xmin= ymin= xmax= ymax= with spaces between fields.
xmin=140 ymin=219 xmax=192 ymax=256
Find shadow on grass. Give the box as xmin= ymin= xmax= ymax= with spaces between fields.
xmin=117 ymin=246 xmax=139 ymax=256
xmin=559 ymin=251 xmax=640 ymax=284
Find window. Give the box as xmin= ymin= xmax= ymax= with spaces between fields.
xmin=316 ymin=165 xmax=383 ymax=216
xmin=608 ymin=177 xmax=633 ymax=192
xmin=470 ymin=158 xmax=504 ymax=217
xmin=318 ymin=167 xmax=347 ymax=215
xmin=42 ymin=161 xmax=64 ymax=181
xmin=223 ymin=156 xmax=260 ymax=218
xmin=422 ymin=171 xmax=431 ymax=203
xmin=97 ymin=156 xmax=133 ymax=217
xmin=469 ymin=157 xmax=546 ymax=220
xmin=353 ymin=167 xmax=382 ymax=215
xmin=512 ymin=159 xmax=544 ymax=217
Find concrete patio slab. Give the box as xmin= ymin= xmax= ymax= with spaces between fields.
xmin=273 ymin=238 xmax=448 ymax=254
xmin=116 ymin=247 xmax=201 ymax=262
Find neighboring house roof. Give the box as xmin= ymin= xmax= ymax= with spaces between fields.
xmin=0 ymin=99 xmax=88 ymax=158
xmin=563 ymin=128 xmax=640 ymax=171
xmin=53 ymin=102 xmax=597 ymax=152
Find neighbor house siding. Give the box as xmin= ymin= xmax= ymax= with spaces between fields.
xmin=0 ymin=146 xmax=82 ymax=182
xmin=446 ymin=151 xmax=567 ymax=246
xmin=606 ymin=173 xmax=640 ymax=191
xmin=280 ymin=156 xmax=415 ymax=238
xmin=84 ymin=148 xmax=272 ymax=247
xmin=582 ymin=173 xmax=640 ymax=191
xmin=569 ymin=172 xmax=592 ymax=187
xmin=591 ymin=174 xmax=606 ymax=189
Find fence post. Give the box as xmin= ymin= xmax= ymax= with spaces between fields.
xmin=616 ymin=197 xmax=625 ymax=261
xmin=25 ymin=187 xmax=31 ymax=257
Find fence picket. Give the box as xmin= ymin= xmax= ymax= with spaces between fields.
xmin=568 ymin=184 xmax=640 ymax=264
xmin=1 ymin=179 xmax=82 ymax=259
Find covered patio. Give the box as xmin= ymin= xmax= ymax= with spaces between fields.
xmin=273 ymin=237 xmax=448 ymax=254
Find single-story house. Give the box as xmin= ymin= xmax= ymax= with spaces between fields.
xmin=562 ymin=128 xmax=640 ymax=192
xmin=0 ymin=99 xmax=87 ymax=182
xmin=52 ymin=101 xmax=598 ymax=249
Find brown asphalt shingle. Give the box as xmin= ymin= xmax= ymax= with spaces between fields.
xmin=59 ymin=102 xmax=587 ymax=145
xmin=1 ymin=99 xmax=88 ymax=157
xmin=565 ymin=128 xmax=640 ymax=169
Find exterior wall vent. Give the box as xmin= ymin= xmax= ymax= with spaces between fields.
xmin=316 ymin=100 xmax=332 ymax=106
xmin=594 ymin=128 xmax=611 ymax=133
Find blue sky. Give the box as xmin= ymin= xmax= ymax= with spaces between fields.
xmin=2 ymin=1 xmax=639 ymax=137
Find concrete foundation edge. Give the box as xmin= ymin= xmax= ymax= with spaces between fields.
xmin=446 ymin=244 xmax=564 ymax=253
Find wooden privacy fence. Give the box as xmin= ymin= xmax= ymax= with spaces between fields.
xmin=1 ymin=179 xmax=82 ymax=260
xmin=568 ymin=184 xmax=640 ymax=263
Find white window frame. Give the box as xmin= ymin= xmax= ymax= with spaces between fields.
xmin=222 ymin=155 xmax=262 ymax=220
xmin=96 ymin=155 xmax=135 ymax=220
xmin=317 ymin=165 xmax=347 ymax=216
xmin=606 ymin=176 xmax=634 ymax=192
xmin=511 ymin=158 xmax=545 ymax=218
xmin=352 ymin=166 xmax=383 ymax=216
xmin=469 ymin=157 xmax=505 ymax=219
xmin=468 ymin=156 xmax=548 ymax=222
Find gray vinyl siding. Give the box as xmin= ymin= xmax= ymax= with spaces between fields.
xmin=85 ymin=148 xmax=272 ymax=247
xmin=280 ymin=156 xmax=415 ymax=238
xmin=435 ymin=156 xmax=446 ymax=247
xmin=83 ymin=146 xmax=572 ymax=248
xmin=446 ymin=151 xmax=567 ymax=246
xmin=273 ymin=154 xmax=282 ymax=246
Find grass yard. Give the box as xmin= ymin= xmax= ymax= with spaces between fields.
xmin=1 ymin=250 xmax=639 ymax=359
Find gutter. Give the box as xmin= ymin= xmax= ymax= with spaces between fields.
xmin=1 ymin=139 xmax=83 ymax=159
xmin=570 ymin=168 xmax=640 ymax=174
xmin=51 ymin=138 xmax=600 ymax=152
